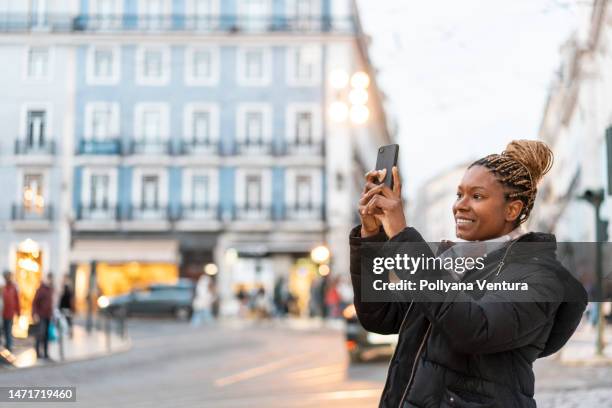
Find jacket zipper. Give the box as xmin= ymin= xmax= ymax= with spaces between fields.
xmin=398 ymin=322 xmax=432 ymax=408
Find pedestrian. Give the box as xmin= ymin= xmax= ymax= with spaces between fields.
xmin=351 ymin=140 xmax=587 ymax=407
xmin=2 ymin=271 xmax=20 ymax=352
xmin=191 ymin=275 xmax=214 ymax=327
xmin=59 ymin=274 xmax=74 ymax=338
xmin=236 ymin=285 xmax=249 ymax=318
xmin=273 ymin=277 xmax=288 ymax=318
xmin=253 ymin=287 xmax=269 ymax=320
xmin=32 ymin=274 xmax=54 ymax=360
xmin=324 ymin=277 xmax=340 ymax=318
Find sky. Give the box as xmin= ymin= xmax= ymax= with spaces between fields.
xmin=356 ymin=0 xmax=592 ymax=197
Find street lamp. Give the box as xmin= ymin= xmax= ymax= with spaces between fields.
xmin=204 ymin=263 xmax=218 ymax=276
xmin=579 ymin=188 xmax=607 ymax=356
xmin=328 ymin=69 xmax=370 ymax=125
xmin=310 ymin=245 xmax=330 ymax=264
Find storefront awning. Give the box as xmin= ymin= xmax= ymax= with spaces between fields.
xmin=71 ymin=240 xmax=179 ymax=264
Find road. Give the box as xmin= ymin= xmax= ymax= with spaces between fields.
xmin=1 ymin=318 xmax=612 ymax=407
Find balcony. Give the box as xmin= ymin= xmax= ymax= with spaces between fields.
xmin=127 ymin=140 xmax=172 ymax=156
xmin=177 ymin=140 xmax=219 ymax=155
xmin=234 ymin=140 xmax=275 ymax=156
xmin=126 ymin=205 xmax=170 ymax=221
xmin=282 ymin=204 xmax=324 ymax=221
xmin=284 ymin=141 xmax=323 ymax=156
xmin=177 ymin=204 xmax=220 ymax=220
xmin=77 ymin=204 xmax=119 ymax=221
xmin=68 ymin=14 xmax=357 ymax=34
xmin=14 ymin=139 xmax=56 ymax=155
xmin=232 ymin=204 xmax=273 ymax=221
xmin=0 ymin=14 xmax=75 ymax=32
xmin=10 ymin=203 xmax=53 ymax=230
xmin=78 ymin=138 xmax=122 ymax=155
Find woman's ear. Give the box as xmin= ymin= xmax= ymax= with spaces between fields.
xmin=505 ymin=199 xmax=524 ymax=224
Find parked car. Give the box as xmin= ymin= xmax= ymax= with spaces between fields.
xmin=98 ymin=280 xmax=194 ymax=320
xmin=343 ymin=304 xmax=398 ymax=363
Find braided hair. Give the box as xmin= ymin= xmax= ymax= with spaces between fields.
xmin=469 ymin=140 xmax=554 ymax=225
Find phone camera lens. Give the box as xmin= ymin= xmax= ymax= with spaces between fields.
xmin=379 ymin=147 xmax=384 ymax=152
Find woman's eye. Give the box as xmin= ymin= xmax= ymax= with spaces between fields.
xmin=473 ymin=194 xmax=482 ymax=200
xmin=455 ymin=192 xmax=462 ymax=199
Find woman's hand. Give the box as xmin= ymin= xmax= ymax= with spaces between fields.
xmin=359 ymin=169 xmax=386 ymax=237
xmin=362 ymin=166 xmax=407 ymax=239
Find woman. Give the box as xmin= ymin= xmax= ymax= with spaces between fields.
xmin=350 ymin=140 xmax=587 ymax=408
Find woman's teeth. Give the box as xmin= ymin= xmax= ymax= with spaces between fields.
xmin=456 ymin=219 xmax=475 ymax=224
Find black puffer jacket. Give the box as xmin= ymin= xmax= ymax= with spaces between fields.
xmin=349 ymin=225 xmax=587 ymax=408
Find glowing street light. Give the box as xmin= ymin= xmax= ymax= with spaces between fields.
xmin=204 ymin=263 xmax=218 ymax=276
xmin=350 ymin=71 xmax=370 ymax=89
xmin=310 ymin=245 xmax=330 ymax=264
xmin=329 ymin=101 xmax=349 ymax=122
xmin=318 ymin=264 xmax=330 ymax=277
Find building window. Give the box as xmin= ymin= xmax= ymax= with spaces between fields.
xmin=142 ymin=110 xmax=162 ymax=141
xmin=132 ymin=169 xmax=167 ymax=216
xmin=245 ymin=111 xmax=263 ymax=144
xmin=295 ymin=111 xmax=312 ymax=144
xmin=194 ymin=50 xmax=212 ymax=78
xmin=295 ymin=175 xmax=312 ymax=208
xmin=284 ymin=169 xmax=321 ymax=219
xmin=144 ymin=50 xmax=162 ymax=77
xmin=134 ymin=104 xmax=169 ymax=153
xmin=141 ymin=175 xmax=160 ymax=209
xmin=245 ymin=174 xmax=262 ymax=209
xmin=136 ymin=47 xmax=170 ymax=85
xmin=22 ymin=173 xmax=45 ymax=213
xmin=287 ymin=0 xmax=320 ymax=30
xmin=287 ymin=45 xmax=320 ymax=86
xmin=237 ymin=47 xmax=271 ymax=86
xmin=89 ymin=0 xmax=123 ymax=29
xmin=192 ymin=111 xmax=211 ymax=143
xmin=245 ymin=50 xmax=263 ymax=79
xmin=85 ymin=103 xmax=119 ymax=140
xmin=138 ymin=0 xmax=171 ymax=30
xmin=26 ymin=110 xmax=47 ymax=147
xmin=185 ymin=47 xmax=219 ymax=85
xmin=237 ymin=0 xmax=271 ymax=31
xmin=192 ymin=175 xmax=210 ymax=207
xmin=237 ymin=104 xmax=271 ymax=152
xmin=186 ymin=0 xmax=218 ymax=30
xmin=92 ymin=109 xmax=111 ymax=139
xmin=90 ymin=174 xmax=110 ymax=209
xmin=87 ymin=46 xmax=120 ymax=84
xmin=26 ymin=47 xmax=49 ymax=80
xmin=95 ymin=49 xmax=113 ymax=77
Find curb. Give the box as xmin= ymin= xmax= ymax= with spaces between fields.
xmin=4 ymin=339 xmax=132 ymax=372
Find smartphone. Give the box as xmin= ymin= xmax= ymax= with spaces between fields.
xmin=375 ymin=144 xmax=399 ymax=189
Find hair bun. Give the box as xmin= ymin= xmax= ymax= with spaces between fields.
xmin=502 ymin=139 xmax=553 ymax=186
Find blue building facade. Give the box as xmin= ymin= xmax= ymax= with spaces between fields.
xmin=1 ymin=0 xmax=393 ymax=316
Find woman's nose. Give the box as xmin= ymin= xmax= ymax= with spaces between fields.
xmin=453 ymin=196 xmax=470 ymax=213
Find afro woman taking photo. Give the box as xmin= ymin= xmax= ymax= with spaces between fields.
xmin=349 ymin=140 xmax=588 ymax=408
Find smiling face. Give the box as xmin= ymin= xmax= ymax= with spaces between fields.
xmin=453 ymin=165 xmax=524 ymax=241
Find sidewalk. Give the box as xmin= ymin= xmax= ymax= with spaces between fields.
xmin=219 ymin=316 xmax=346 ymax=332
xmin=3 ymin=323 xmax=131 ymax=369
xmin=558 ymin=322 xmax=612 ymax=366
